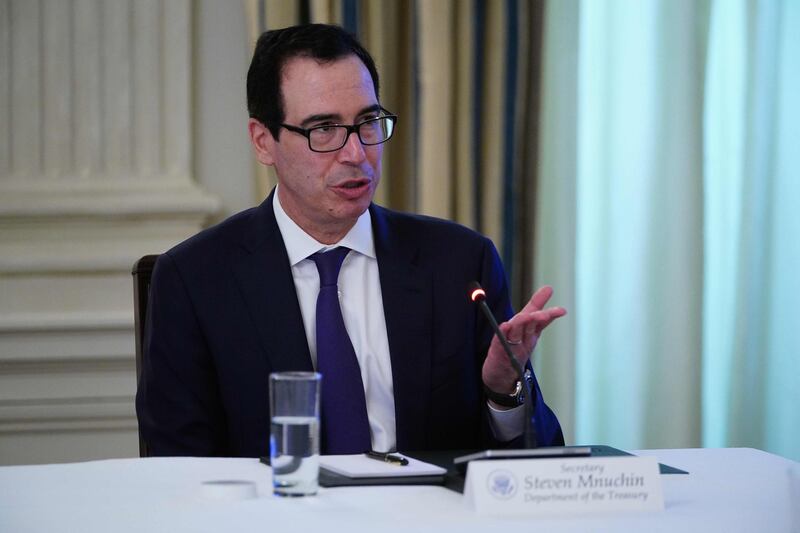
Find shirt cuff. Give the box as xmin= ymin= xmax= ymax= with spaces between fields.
xmin=486 ymin=401 xmax=525 ymax=442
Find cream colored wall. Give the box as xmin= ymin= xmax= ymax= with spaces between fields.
xmin=0 ymin=0 xmax=254 ymax=465
xmin=194 ymin=0 xmax=255 ymax=220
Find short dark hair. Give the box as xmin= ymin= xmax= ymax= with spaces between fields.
xmin=247 ymin=24 xmax=380 ymax=139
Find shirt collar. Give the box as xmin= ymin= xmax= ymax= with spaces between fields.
xmin=272 ymin=185 xmax=376 ymax=266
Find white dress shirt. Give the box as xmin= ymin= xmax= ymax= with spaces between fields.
xmin=272 ymin=189 xmax=523 ymax=452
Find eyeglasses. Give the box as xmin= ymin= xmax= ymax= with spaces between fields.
xmin=274 ymin=109 xmax=398 ymax=153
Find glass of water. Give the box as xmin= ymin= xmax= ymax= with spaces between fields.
xmin=269 ymin=371 xmax=321 ymax=496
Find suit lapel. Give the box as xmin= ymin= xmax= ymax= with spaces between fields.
xmin=371 ymin=205 xmax=433 ymax=451
xmin=229 ymin=198 xmax=433 ymax=449
xmin=232 ymin=191 xmax=313 ymax=373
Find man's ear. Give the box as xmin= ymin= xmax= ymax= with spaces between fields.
xmin=248 ymin=118 xmax=276 ymax=166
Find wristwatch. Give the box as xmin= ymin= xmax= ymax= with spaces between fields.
xmin=484 ymin=369 xmax=532 ymax=408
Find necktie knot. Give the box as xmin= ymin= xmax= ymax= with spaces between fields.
xmin=311 ymin=247 xmax=350 ymax=287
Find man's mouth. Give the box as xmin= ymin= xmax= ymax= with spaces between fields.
xmin=336 ymin=178 xmax=370 ymax=189
xmin=331 ymin=178 xmax=372 ymax=199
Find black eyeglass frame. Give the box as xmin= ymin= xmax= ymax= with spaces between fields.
xmin=271 ymin=108 xmax=398 ymax=153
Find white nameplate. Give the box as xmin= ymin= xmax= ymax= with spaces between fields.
xmin=464 ymin=456 xmax=664 ymax=516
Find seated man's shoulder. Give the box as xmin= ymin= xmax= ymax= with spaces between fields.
xmin=374 ymin=205 xmax=490 ymax=247
xmin=160 ymin=205 xmax=261 ymax=269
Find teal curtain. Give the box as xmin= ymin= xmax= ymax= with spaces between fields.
xmin=703 ymin=0 xmax=800 ymax=460
xmin=536 ymin=0 xmax=799 ymax=461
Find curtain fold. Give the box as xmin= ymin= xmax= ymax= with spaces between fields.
xmin=572 ymin=0 xmax=706 ymax=449
xmin=703 ymin=0 xmax=800 ymax=460
xmin=534 ymin=0 xmax=580 ymax=444
xmin=416 ymin=1 xmax=456 ymax=220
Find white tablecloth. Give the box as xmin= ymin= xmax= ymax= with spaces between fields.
xmin=1 ymin=448 xmax=797 ymax=532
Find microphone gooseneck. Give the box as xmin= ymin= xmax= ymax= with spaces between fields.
xmin=469 ymin=281 xmax=538 ymax=448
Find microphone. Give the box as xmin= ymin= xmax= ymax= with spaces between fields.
xmin=469 ymin=281 xmax=538 ymax=448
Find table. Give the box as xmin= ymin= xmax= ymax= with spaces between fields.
xmin=1 ymin=448 xmax=797 ymax=532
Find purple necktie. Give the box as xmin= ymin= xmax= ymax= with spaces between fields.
xmin=311 ymin=247 xmax=371 ymax=454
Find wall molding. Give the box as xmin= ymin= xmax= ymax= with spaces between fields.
xmin=0 ymin=396 xmax=136 ymax=434
xmin=0 ymin=311 xmax=131 ymax=334
xmin=0 ymin=0 xmax=214 ymax=464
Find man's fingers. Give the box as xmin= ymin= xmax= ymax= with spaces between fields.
xmin=504 ymin=307 xmax=567 ymax=343
xmin=498 ymin=321 xmax=513 ymax=339
xmin=520 ymin=307 xmax=567 ymax=327
xmin=520 ymin=285 xmax=555 ymax=313
xmin=531 ymin=285 xmax=554 ymax=310
xmin=529 ymin=312 xmax=562 ymax=337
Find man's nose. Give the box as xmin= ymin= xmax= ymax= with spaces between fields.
xmin=336 ymin=130 xmax=367 ymax=163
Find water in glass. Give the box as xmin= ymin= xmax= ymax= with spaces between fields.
xmin=270 ymin=415 xmax=320 ymax=496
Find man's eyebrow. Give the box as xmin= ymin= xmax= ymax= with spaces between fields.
xmin=299 ymin=114 xmax=340 ymax=127
xmin=357 ymin=104 xmax=383 ymax=117
xmin=299 ymin=105 xmax=383 ymax=127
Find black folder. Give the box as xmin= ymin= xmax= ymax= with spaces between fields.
xmin=262 ymin=446 xmax=687 ymax=493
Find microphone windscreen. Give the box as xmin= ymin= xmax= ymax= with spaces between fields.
xmin=468 ymin=281 xmax=486 ymax=302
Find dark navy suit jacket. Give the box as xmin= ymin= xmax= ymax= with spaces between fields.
xmin=136 ymin=192 xmax=563 ymax=456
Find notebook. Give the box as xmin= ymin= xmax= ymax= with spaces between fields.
xmin=319 ymin=454 xmax=447 ymax=478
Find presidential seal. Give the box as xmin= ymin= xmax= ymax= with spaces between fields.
xmin=487 ymin=469 xmax=518 ymax=500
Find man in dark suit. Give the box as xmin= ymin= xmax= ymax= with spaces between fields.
xmin=136 ymin=24 xmax=566 ymax=457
